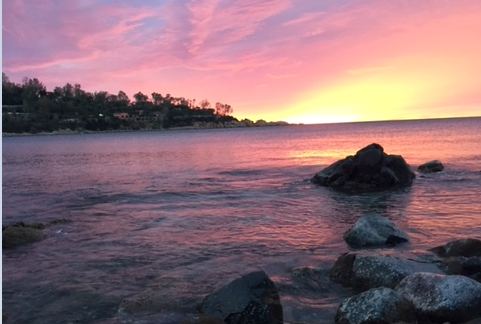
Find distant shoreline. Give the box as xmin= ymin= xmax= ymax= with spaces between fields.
xmin=4 ymin=116 xmax=479 ymax=138
xmin=2 ymin=121 xmax=292 ymax=137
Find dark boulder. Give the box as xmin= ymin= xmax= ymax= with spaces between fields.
xmin=312 ymin=143 xmax=415 ymax=191
xmin=330 ymin=253 xmax=443 ymax=291
xmin=431 ymin=238 xmax=481 ymax=282
xmin=343 ymin=214 xmax=409 ymax=248
xmin=431 ymin=238 xmax=481 ymax=258
xmin=418 ymin=160 xmax=444 ymax=173
xmin=335 ymin=287 xmax=417 ymax=324
xmin=2 ymin=223 xmax=45 ymax=248
xmin=200 ymin=271 xmax=283 ymax=324
xmin=442 ymin=256 xmax=481 ymax=282
xmin=396 ymin=272 xmax=481 ymax=323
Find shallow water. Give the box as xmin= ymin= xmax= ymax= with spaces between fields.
xmin=2 ymin=117 xmax=481 ymax=323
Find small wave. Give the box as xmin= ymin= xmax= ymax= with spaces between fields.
xmin=217 ymin=168 xmax=267 ymax=177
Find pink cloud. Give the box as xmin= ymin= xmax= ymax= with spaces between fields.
xmin=3 ymin=0 xmax=481 ymax=122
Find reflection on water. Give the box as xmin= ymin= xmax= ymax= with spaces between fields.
xmin=2 ymin=118 xmax=481 ymax=323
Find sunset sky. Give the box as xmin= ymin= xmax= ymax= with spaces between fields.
xmin=3 ymin=0 xmax=481 ymax=124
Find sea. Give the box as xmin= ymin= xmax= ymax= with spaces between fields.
xmin=2 ymin=117 xmax=481 ymax=324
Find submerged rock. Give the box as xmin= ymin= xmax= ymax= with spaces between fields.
xmin=396 ymin=272 xmax=481 ymax=323
xmin=343 ymin=214 xmax=409 ymax=248
xmin=330 ymin=253 xmax=443 ymax=291
xmin=418 ymin=160 xmax=444 ymax=173
xmin=311 ymin=143 xmax=415 ymax=191
xmin=200 ymin=271 xmax=283 ymax=324
xmin=2 ymin=224 xmax=45 ymax=248
xmin=2 ymin=219 xmax=73 ymax=249
xmin=335 ymin=287 xmax=416 ymax=324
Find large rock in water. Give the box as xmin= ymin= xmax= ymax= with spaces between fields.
xmin=200 ymin=271 xmax=283 ymax=324
xmin=396 ymin=272 xmax=481 ymax=323
xmin=343 ymin=214 xmax=409 ymax=248
xmin=311 ymin=143 xmax=415 ymax=190
xmin=335 ymin=287 xmax=417 ymax=324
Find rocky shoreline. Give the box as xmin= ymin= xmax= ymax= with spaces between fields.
xmin=4 ymin=217 xmax=480 ymax=324
xmin=185 ymin=214 xmax=481 ymax=324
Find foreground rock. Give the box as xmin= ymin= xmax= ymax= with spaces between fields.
xmin=200 ymin=271 xmax=283 ymax=324
xmin=335 ymin=287 xmax=416 ymax=324
xmin=330 ymin=253 xmax=443 ymax=291
xmin=396 ymin=272 xmax=481 ymax=323
xmin=431 ymin=238 xmax=481 ymax=282
xmin=311 ymin=143 xmax=415 ymax=191
xmin=343 ymin=214 xmax=409 ymax=248
xmin=418 ymin=160 xmax=444 ymax=173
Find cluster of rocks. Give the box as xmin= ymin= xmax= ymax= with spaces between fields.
xmin=311 ymin=143 xmax=446 ymax=191
xmin=330 ymin=221 xmax=481 ymax=324
xmin=192 ymin=145 xmax=474 ymax=323
xmin=194 ymin=224 xmax=481 ymax=324
xmin=311 ymin=143 xmax=416 ymax=190
xmin=2 ymin=219 xmax=72 ymax=249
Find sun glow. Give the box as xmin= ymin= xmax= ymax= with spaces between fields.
xmin=281 ymin=51 xmax=479 ymax=125
xmin=284 ymin=79 xmax=415 ymax=124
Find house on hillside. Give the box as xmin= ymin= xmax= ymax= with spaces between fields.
xmin=113 ymin=112 xmax=130 ymax=120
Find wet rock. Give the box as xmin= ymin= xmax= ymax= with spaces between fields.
xmin=431 ymin=238 xmax=481 ymax=283
xmin=343 ymin=214 xmax=409 ymax=248
xmin=396 ymin=272 xmax=481 ymax=323
xmin=330 ymin=253 xmax=443 ymax=291
xmin=431 ymin=238 xmax=481 ymax=258
xmin=200 ymin=271 xmax=283 ymax=324
xmin=330 ymin=253 xmax=356 ymax=286
xmin=2 ymin=224 xmax=45 ymax=248
xmin=418 ymin=160 xmax=444 ymax=173
xmin=335 ymin=287 xmax=417 ymax=324
xmin=442 ymin=256 xmax=481 ymax=282
xmin=311 ymin=143 xmax=415 ymax=191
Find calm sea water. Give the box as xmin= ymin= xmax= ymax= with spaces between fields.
xmin=2 ymin=117 xmax=481 ymax=324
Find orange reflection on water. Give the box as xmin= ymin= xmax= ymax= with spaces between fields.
xmin=288 ymin=149 xmax=356 ymax=166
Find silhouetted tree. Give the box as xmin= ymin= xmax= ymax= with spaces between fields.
xmin=151 ymin=92 xmax=163 ymax=106
xmin=200 ymin=99 xmax=211 ymax=109
xmin=133 ymin=92 xmax=149 ymax=105
xmin=117 ymin=91 xmax=130 ymax=106
xmin=2 ymin=73 xmax=23 ymax=105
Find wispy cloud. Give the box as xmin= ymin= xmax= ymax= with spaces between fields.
xmin=3 ymin=0 xmax=481 ymax=122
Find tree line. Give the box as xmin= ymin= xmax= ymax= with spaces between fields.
xmin=2 ymin=73 xmax=237 ymax=133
